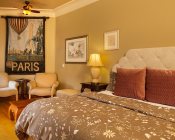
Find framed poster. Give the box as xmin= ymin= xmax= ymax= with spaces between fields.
xmin=104 ymin=30 xmax=119 ymax=50
xmin=65 ymin=35 xmax=88 ymax=63
xmin=5 ymin=17 xmax=46 ymax=74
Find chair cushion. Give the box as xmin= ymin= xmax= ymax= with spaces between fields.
xmin=35 ymin=73 xmax=57 ymax=88
xmin=0 ymin=87 xmax=17 ymax=97
xmin=30 ymin=87 xmax=51 ymax=96
xmin=0 ymin=72 xmax=8 ymax=88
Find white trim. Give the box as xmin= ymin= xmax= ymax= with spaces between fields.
xmin=54 ymin=0 xmax=99 ymax=17
xmin=0 ymin=7 xmax=55 ymax=17
xmin=0 ymin=0 xmax=99 ymax=17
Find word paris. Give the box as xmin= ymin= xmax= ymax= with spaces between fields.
xmin=12 ymin=62 xmax=39 ymax=72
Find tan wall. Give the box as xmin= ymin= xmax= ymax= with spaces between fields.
xmin=0 ymin=17 xmax=56 ymax=80
xmin=55 ymin=0 xmax=175 ymax=89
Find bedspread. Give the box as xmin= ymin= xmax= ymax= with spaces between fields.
xmin=15 ymin=92 xmax=175 ymax=140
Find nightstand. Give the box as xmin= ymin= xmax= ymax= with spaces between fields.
xmin=80 ymin=82 xmax=108 ymax=92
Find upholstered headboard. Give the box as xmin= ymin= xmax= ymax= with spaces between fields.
xmin=112 ymin=47 xmax=175 ymax=72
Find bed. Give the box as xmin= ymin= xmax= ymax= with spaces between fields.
xmin=15 ymin=47 xmax=175 ymax=140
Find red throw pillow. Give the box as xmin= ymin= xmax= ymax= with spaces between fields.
xmin=146 ymin=68 xmax=175 ymax=106
xmin=114 ymin=68 xmax=146 ymax=100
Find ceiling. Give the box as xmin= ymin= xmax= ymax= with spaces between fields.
xmin=0 ymin=0 xmax=72 ymax=10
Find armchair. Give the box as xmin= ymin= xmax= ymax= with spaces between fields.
xmin=28 ymin=73 xmax=59 ymax=99
xmin=0 ymin=72 xmax=18 ymax=101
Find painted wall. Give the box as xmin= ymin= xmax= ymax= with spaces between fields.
xmin=55 ymin=0 xmax=175 ymax=89
xmin=0 ymin=17 xmax=56 ymax=80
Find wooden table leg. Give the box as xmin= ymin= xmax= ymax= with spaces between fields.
xmin=8 ymin=105 xmax=14 ymax=120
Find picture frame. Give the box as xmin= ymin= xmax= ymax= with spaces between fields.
xmin=104 ymin=30 xmax=119 ymax=50
xmin=5 ymin=17 xmax=46 ymax=75
xmin=65 ymin=35 xmax=88 ymax=63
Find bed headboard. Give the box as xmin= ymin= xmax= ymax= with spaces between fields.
xmin=112 ymin=47 xmax=175 ymax=72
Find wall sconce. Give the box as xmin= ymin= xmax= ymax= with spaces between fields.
xmin=87 ymin=54 xmax=103 ymax=83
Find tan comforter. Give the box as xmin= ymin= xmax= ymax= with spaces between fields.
xmin=15 ymin=92 xmax=175 ymax=140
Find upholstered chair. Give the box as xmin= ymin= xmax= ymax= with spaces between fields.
xmin=0 ymin=72 xmax=19 ymax=101
xmin=28 ymin=73 xmax=59 ymax=99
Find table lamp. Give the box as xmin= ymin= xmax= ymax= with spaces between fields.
xmin=87 ymin=54 xmax=103 ymax=83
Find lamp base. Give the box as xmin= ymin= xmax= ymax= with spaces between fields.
xmin=90 ymin=67 xmax=100 ymax=83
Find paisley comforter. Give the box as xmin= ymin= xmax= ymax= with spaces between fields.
xmin=15 ymin=92 xmax=175 ymax=140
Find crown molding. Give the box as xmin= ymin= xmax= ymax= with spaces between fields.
xmin=0 ymin=0 xmax=99 ymax=18
xmin=0 ymin=7 xmax=55 ymax=17
xmin=54 ymin=0 xmax=99 ymax=17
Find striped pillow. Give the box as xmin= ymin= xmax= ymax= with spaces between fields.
xmin=106 ymin=71 xmax=117 ymax=92
xmin=146 ymin=68 xmax=175 ymax=106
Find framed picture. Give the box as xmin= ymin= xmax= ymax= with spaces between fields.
xmin=104 ymin=30 xmax=119 ymax=50
xmin=65 ymin=35 xmax=88 ymax=63
xmin=5 ymin=17 xmax=46 ymax=75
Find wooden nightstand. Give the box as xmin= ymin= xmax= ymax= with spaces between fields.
xmin=80 ymin=82 xmax=108 ymax=92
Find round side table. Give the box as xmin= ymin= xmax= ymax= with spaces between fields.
xmin=16 ymin=79 xmax=30 ymax=99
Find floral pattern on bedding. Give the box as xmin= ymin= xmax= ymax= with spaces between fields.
xmin=15 ymin=92 xmax=175 ymax=140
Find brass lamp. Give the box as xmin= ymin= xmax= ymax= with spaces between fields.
xmin=87 ymin=54 xmax=103 ymax=83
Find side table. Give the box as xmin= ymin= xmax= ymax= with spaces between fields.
xmin=8 ymin=98 xmax=38 ymax=122
xmin=80 ymin=82 xmax=108 ymax=92
xmin=16 ymin=79 xmax=30 ymax=99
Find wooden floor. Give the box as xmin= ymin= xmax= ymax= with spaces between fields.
xmin=0 ymin=97 xmax=18 ymax=140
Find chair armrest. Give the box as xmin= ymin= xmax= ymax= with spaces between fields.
xmin=8 ymin=81 xmax=19 ymax=89
xmin=52 ymin=81 xmax=59 ymax=89
xmin=51 ymin=81 xmax=59 ymax=97
xmin=27 ymin=80 xmax=36 ymax=90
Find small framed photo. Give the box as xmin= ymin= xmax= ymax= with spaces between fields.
xmin=104 ymin=30 xmax=119 ymax=50
xmin=65 ymin=35 xmax=88 ymax=63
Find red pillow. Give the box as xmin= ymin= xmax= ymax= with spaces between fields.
xmin=114 ymin=68 xmax=146 ymax=100
xmin=146 ymin=68 xmax=175 ymax=106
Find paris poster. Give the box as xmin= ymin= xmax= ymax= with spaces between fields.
xmin=5 ymin=17 xmax=46 ymax=74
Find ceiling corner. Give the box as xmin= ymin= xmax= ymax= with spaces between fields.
xmin=54 ymin=0 xmax=99 ymax=17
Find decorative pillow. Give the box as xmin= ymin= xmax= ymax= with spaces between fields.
xmin=114 ymin=68 xmax=146 ymax=100
xmin=106 ymin=71 xmax=117 ymax=92
xmin=146 ymin=68 xmax=175 ymax=106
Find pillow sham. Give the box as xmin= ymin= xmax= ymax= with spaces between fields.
xmin=146 ymin=68 xmax=175 ymax=106
xmin=106 ymin=71 xmax=117 ymax=92
xmin=114 ymin=68 xmax=146 ymax=100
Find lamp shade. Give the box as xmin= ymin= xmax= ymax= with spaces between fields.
xmin=87 ymin=54 xmax=103 ymax=67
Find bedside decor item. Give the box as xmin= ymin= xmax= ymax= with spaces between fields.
xmin=87 ymin=54 xmax=103 ymax=83
xmin=5 ymin=17 xmax=47 ymax=74
xmin=65 ymin=35 xmax=88 ymax=63
xmin=104 ymin=30 xmax=119 ymax=50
